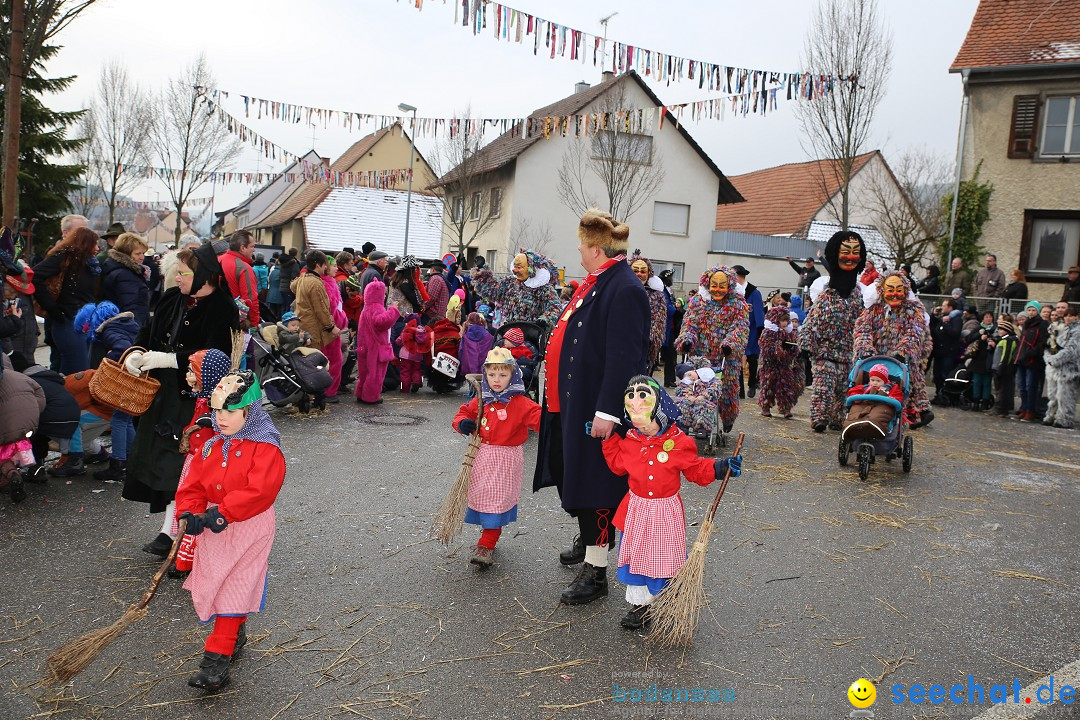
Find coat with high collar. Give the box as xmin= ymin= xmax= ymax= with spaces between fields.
xmin=532 ymin=260 xmax=650 ymax=511
xmin=102 ymin=249 xmax=150 ymax=328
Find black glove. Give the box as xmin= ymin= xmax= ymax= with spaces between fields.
xmin=457 ymin=418 xmax=477 ymax=435
xmin=721 ymin=345 xmax=732 ymax=357
xmin=892 ymin=352 xmax=907 ymax=363
xmin=195 ymin=414 xmax=213 ymax=429
xmin=714 ymin=455 xmax=743 ymax=478
xmin=204 ymin=506 xmax=228 ymax=533
xmin=179 ymin=511 xmax=205 ymax=536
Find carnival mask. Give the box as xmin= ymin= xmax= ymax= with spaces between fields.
xmin=882 ymin=276 xmax=906 ymax=308
xmin=209 ymin=371 xmax=258 ymax=411
xmin=838 ymin=239 xmax=862 ymax=272
xmin=624 ymin=380 xmax=660 ymax=432
xmin=631 ymin=260 xmax=650 ymax=285
xmin=709 ymin=271 xmax=728 ymax=302
xmin=512 ymin=253 xmax=529 ymax=282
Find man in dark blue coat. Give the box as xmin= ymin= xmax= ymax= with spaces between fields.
xmin=533 ymin=209 xmax=650 ymax=606
xmin=733 ymin=265 xmax=764 ymax=398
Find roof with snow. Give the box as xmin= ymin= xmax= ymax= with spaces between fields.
xmin=303 ymin=187 xmax=442 ymax=259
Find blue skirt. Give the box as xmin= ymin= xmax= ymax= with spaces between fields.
xmin=465 ymin=504 xmax=518 ymax=529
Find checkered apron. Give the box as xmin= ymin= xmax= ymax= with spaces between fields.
xmin=184 ymin=506 xmax=275 ymax=621
xmin=467 ymin=444 xmax=524 ymax=515
xmin=617 ymin=491 xmax=687 ymax=580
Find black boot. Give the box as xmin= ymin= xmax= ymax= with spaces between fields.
xmin=560 ymin=562 xmax=608 ymax=605
xmin=232 ymin=623 xmax=247 ymax=658
xmin=620 ymin=605 xmax=651 ymax=630
xmin=49 ymin=454 xmax=86 ymax=477
xmin=93 ymin=459 xmax=126 ymax=482
xmin=187 ymin=652 xmax=231 ymax=690
xmin=559 ymin=534 xmax=585 ymax=566
xmin=142 ymin=533 xmax=173 ymax=558
xmin=22 ymin=464 xmax=46 ymax=484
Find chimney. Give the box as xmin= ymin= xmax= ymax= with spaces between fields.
xmin=574 ymin=80 xmax=591 ymax=94
xmin=601 ymin=70 xmax=615 ymax=84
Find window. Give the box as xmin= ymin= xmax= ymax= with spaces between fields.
xmin=652 ymin=202 xmax=690 ymax=236
xmin=1021 ymin=210 xmax=1080 ymax=279
xmin=470 ymin=192 xmax=482 ymax=220
xmin=452 ymin=196 xmax=464 ymax=223
xmin=485 ymin=249 xmax=497 ymax=269
xmin=592 ymin=131 xmax=654 ymax=165
xmin=1040 ymin=95 xmax=1080 ymax=157
xmin=648 ymin=260 xmax=685 ymax=284
xmin=490 ymin=187 xmax=503 ymax=218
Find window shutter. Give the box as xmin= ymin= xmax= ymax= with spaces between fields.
xmin=1007 ymin=95 xmax=1041 ymax=158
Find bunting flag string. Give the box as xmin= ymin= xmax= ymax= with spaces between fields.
xmin=68 ymin=194 xmax=214 ymax=210
xmin=399 ymin=0 xmax=845 ymax=90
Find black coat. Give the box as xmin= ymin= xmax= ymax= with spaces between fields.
xmin=102 ymin=251 xmax=150 ymax=327
xmin=1002 ymin=281 xmax=1028 ymax=300
xmin=278 ymin=256 xmax=300 ymax=294
xmin=21 ymin=365 xmax=80 ymax=439
xmin=533 ymin=261 xmax=651 ymax=511
xmin=123 ymin=286 xmax=238 ymax=511
xmin=32 ymin=252 xmax=98 ymax=320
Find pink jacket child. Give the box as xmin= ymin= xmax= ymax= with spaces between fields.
xmin=321 ymin=273 xmax=349 ymax=397
xmin=396 ymin=315 xmax=432 ymax=394
xmin=355 ymin=280 xmax=400 ymax=404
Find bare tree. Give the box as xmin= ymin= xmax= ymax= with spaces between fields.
xmin=148 ymin=55 xmax=241 ymax=241
xmin=1 ymin=0 xmax=99 ymax=227
xmin=501 ymin=216 xmax=555 ymax=271
xmin=796 ymin=0 xmax=892 ymax=229
xmin=426 ymin=109 xmax=502 ymax=260
xmin=556 ymin=84 xmax=665 ymax=222
xmin=863 ymin=147 xmax=951 ymax=267
xmin=87 ymin=61 xmax=151 ymax=224
xmin=69 ymin=109 xmax=96 ymax=218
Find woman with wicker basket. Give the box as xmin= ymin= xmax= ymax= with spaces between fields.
xmin=122 ymin=243 xmax=239 ymax=558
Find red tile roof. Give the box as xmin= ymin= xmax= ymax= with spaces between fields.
xmin=714 ymin=152 xmax=878 ymax=235
xmin=952 ymin=0 xmax=1080 ymax=70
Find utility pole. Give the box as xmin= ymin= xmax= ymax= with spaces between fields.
xmin=599 ymin=12 xmax=618 ymax=73
xmin=2 ymin=0 xmax=26 ymax=230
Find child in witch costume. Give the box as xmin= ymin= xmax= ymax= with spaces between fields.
xmin=451 ymin=347 xmax=541 ymax=568
xmin=168 ymin=348 xmax=234 ymax=579
xmin=602 ymin=376 xmax=742 ymax=630
xmin=176 ymin=371 xmax=285 ymax=690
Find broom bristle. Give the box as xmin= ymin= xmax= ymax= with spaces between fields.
xmin=430 ymin=435 xmax=481 ymax=545
xmin=44 ymin=605 xmax=148 ymax=686
xmin=646 ymin=517 xmax=715 ymax=647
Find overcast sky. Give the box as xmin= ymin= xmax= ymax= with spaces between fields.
xmin=43 ymin=0 xmax=980 ymax=226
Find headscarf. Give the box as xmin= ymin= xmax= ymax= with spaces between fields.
xmin=74 ymin=301 xmax=120 ymax=342
xmin=203 ymin=373 xmax=281 ymax=461
xmin=189 ymin=242 xmax=225 ymax=296
xmin=622 ymin=374 xmax=681 ymax=435
xmin=188 ymin=348 xmax=232 ymax=398
xmin=480 ymin=348 xmax=526 ymax=404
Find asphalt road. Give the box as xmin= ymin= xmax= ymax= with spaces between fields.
xmin=1 ymin=384 xmax=1078 ymax=720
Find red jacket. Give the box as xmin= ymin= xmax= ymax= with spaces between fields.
xmin=847 ymin=381 xmax=903 ymax=402
xmin=219 ymin=250 xmax=261 ymax=325
xmin=453 ymin=394 xmax=541 ymax=447
xmin=175 ymin=439 xmax=285 ymax=524
xmin=602 ymin=424 xmax=717 ymax=530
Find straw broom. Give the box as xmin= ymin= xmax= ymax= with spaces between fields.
xmin=430 ymin=375 xmax=484 ymax=545
xmin=43 ymin=518 xmax=188 ymax=686
xmin=647 ymin=433 xmax=744 ymax=648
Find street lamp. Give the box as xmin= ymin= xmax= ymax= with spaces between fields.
xmin=398 ymin=102 xmax=418 ymax=257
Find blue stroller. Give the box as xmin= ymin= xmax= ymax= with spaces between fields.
xmin=838 ymin=355 xmax=914 ymax=481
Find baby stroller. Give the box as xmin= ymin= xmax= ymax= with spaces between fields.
xmin=426 ymin=318 xmax=465 ymax=394
xmin=672 ymin=355 xmax=727 ymax=456
xmin=493 ymin=321 xmax=548 ymax=400
xmin=942 ymin=366 xmax=973 ymax=409
xmin=251 ymin=323 xmax=333 ymax=412
xmin=838 ymin=355 xmax=914 ymax=481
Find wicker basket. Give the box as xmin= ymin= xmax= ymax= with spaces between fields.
xmin=89 ymin=346 xmax=161 ymax=416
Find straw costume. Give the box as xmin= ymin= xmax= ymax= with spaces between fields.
xmin=628 ymin=251 xmax=668 ymax=368
xmin=757 ymin=306 xmax=804 ymax=418
xmin=176 ymin=372 xmax=285 ymax=691
xmin=602 ymin=376 xmax=741 ymax=630
xmin=472 ymin=248 xmax=562 ymax=329
xmin=452 ymin=348 xmax=541 ymax=567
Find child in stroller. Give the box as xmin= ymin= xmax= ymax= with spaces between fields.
xmin=839 ymin=356 xmax=914 ymax=480
xmin=672 ymin=355 xmax=727 ymax=453
xmin=251 ymin=322 xmax=333 ymax=413
xmin=842 ymin=363 xmax=904 ymax=440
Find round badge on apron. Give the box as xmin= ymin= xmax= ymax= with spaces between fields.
xmin=656 ymin=451 xmax=669 ymax=464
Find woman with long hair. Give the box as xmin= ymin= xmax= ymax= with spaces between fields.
xmin=32 ymin=227 xmax=101 ymax=372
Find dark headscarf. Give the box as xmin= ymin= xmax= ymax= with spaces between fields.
xmin=824 ymin=230 xmax=867 ymax=299
xmin=622 ymin=374 xmax=681 ymax=435
xmin=190 ymin=242 xmax=225 ymax=296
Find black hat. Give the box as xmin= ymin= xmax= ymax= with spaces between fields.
xmin=431 ymin=260 xmax=447 ymax=270
xmin=342 ymin=247 xmax=355 ymax=255
xmin=731 ymin=265 xmax=750 ymax=277
xmin=101 ymin=222 xmax=125 ymax=239
xmin=367 ymin=250 xmax=388 ymax=262
xmin=361 ymin=242 xmax=376 ymax=256
xmin=805 ymin=257 xmax=815 ymax=264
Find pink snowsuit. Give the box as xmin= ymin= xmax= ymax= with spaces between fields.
xmin=355 ymin=280 xmax=400 ymax=403
xmin=321 ymin=273 xmax=348 ymax=397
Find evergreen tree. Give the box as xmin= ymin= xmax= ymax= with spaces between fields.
xmin=0 ymin=43 xmax=86 ymax=253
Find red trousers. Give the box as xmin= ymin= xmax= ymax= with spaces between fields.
xmin=204 ymin=615 xmax=246 ymax=655
xmin=399 ymin=358 xmax=423 ymax=392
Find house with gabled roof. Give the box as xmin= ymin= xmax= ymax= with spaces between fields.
xmin=249 ymin=123 xmax=437 ymax=252
xmin=434 ymin=70 xmax=743 ymax=283
xmin=219 ymin=149 xmax=326 ymax=235
xmin=950 ymin=0 xmax=1080 ymax=301
xmin=713 ymin=151 xmax=922 ymax=290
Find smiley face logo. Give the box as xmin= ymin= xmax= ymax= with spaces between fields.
xmin=848 ymin=678 xmax=876 ymax=709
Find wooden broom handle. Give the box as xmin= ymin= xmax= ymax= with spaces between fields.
xmin=136 ymin=517 xmax=187 ymax=611
xmin=706 ymin=433 xmax=744 ymax=520
xmin=465 ymin=374 xmax=484 ymax=431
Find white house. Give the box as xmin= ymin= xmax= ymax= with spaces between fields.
xmin=435 ymin=71 xmax=743 ymax=283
